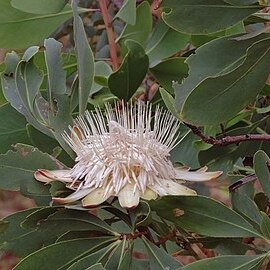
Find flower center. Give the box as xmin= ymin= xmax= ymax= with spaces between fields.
xmin=63 ymin=102 xmax=180 ymax=195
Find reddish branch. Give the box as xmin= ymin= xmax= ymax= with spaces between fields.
xmin=122 ymin=228 xmax=176 ymax=246
xmin=99 ymin=0 xmax=119 ymax=70
xmin=155 ymin=229 xmax=177 ymax=246
xmin=150 ymin=0 xmax=162 ymax=17
xmin=184 ymin=123 xmax=270 ymax=146
xmin=122 ymin=231 xmax=148 ymax=240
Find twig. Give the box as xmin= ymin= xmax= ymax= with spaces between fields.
xmin=121 ymin=231 xmax=147 ymax=240
xmin=99 ymin=0 xmax=119 ymax=70
xmin=150 ymin=0 xmax=162 ymax=17
xmin=229 ymin=174 xmax=257 ymax=193
xmin=184 ymin=122 xmax=270 ymax=146
xmin=137 ymin=226 xmax=155 ymax=243
xmin=155 ymin=229 xmax=177 ymax=246
xmin=121 ymin=228 xmax=177 ymax=246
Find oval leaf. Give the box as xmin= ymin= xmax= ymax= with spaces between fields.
xmin=260 ymin=212 xmax=270 ymax=240
xmin=181 ymin=255 xmax=266 ymax=270
xmin=114 ymin=0 xmax=136 ymax=25
xmin=0 ymin=144 xmax=62 ymax=194
xmin=254 ymin=150 xmax=270 ymax=200
xmin=11 ymin=0 xmax=68 ymax=14
xmin=150 ymin=196 xmax=263 ymax=238
xmin=108 ymin=40 xmax=149 ymax=101
xmin=72 ymin=0 xmax=95 ymax=115
xmin=44 ymin=38 xmax=67 ymax=102
xmin=67 ymin=242 xmax=119 ymax=270
xmin=118 ymin=1 xmax=152 ymax=49
xmin=174 ymin=34 xmax=266 ymax=113
xmin=14 ymin=238 xmax=117 ymax=270
xmin=161 ymin=0 xmax=262 ymax=34
xmin=179 ymin=37 xmax=270 ymax=125
xmin=142 ymin=237 xmax=182 ymax=270
xmin=0 ymin=104 xmax=31 ymax=153
xmin=146 ymin=19 xmax=189 ymax=67
xmin=0 ymin=0 xmax=74 ymax=48
xmin=150 ymin=57 xmax=188 ymax=93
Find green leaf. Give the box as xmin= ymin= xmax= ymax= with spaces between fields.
xmin=118 ymin=1 xmax=152 ymax=51
xmin=0 ymin=207 xmax=117 ymax=258
xmin=0 ymin=86 xmax=7 ymax=106
xmin=26 ymin=124 xmax=58 ymax=154
xmin=21 ymin=207 xmax=59 ymax=229
xmin=142 ymin=237 xmax=182 ymax=270
xmin=181 ymin=255 xmax=266 ymax=270
xmin=101 ymin=205 xmax=131 ymax=227
xmin=260 ymin=212 xmax=270 ymax=240
xmin=159 ymin=88 xmax=178 ymax=117
xmin=0 ymin=208 xmax=39 ymax=246
xmin=150 ymin=57 xmax=188 ymax=93
xmin=0 ymin=221 xmax=9 ymax=234
xmin=225 ymin=21 xmax=246 ymax=36
xmin=23 ymin=46 xmax=40 ymax=61
xmin=115 ymin=0 xmax=136 ymax=25
xmin=43 ymin=39 xmax=74 ymax=156
xmin=14 ymin=238 xmax=118 ymax=270
xmin=225 ymin=0 xmax=259 ymax=4
xmin=0 ymin=208 xmax=67 ymax=256
xmin=150 ymin=196 xmax=263 ymax=238
xmin=15 ymin=48 xmax=44 ymax=115
xmin=49 ymin=180 xmax=71 ymax=197
xmin=254 ymin=150 xmax=270 ymax=200
xmin=92 ymin=61 xmax=113 ymax=94
xmin=108 ymin=40 xmax=149 ymax=101
xmin=117 ymin=243 xmax=133 ymax=270
xmin=200 ymin=238 xmax=253 ymax=255
xmin=254 ymin=192 xmax=269 ymax=212
xmin=1 ymin=52 xmax=51 ymax=136
xmin=38 ymin=209 xmax=119 ymax=236
xmin=231 ymin=192 xmax=262 ymax=226
xmin=72 ymin=0 xmax=95 ymax=115
xmin=190 ymin=20 xmax=245 ymax=47
xmin=33 ymin=51 xmax=77 ymax=81
xmin=104 ymin=238 xmax=128 ymax=269
xmin=3 ymin=231 xmax=45 ymax=258
xmin=170 ymin=126 xmax=200 ymax=168
xmin=49 ymin=95 xmax=74 ymax=159
xmin=146 ymin=19 xmax=189 ymax=66
xmin=190 ymin=20 xmax=246 ymax=47
xmin=174 ymin=34 xmax=263 ymax=115
xmin=0 ymin=143 xmax=62 ymax=194
xmin=130 ymin=201 xmax=152 ymax=228
xmin=256 ymin=105 xmax=270 ymax=114
xmin=88 ymin=88 xmax=117 ymax=107
xmin=0 ymin=1 xmax=75 ymax=48
xmin=11 ymin=0 xmax=68 ymax=14
xmin=0 ymin=103 xmax=31 ymax=153
xmin=161 ymin=0 xmax=261 ymax=35
xmin=44 ymin=38 xmax=67 ymax=110
xmin=86 ymin=264 xmax=106 ymax=270
xmin=67 ymin=242 xmax=119 ymax=270
xmin=178 ymin=36 xmax=270 ymax=125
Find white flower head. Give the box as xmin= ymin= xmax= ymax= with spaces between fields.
xmin=35 ymin=101 xmax=222 ymax=208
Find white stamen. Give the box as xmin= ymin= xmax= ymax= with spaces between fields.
xmin=35 ymin=101 xmax=222 ymax=208
xmin=63 ymin=102 xmax=179 ymax=195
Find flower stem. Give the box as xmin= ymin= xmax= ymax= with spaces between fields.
xmin=98 ymin=0 xmax=119 ymax=70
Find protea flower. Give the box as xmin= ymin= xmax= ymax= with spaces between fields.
xmin=35 ymin=102 xmax=222 ymax=208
